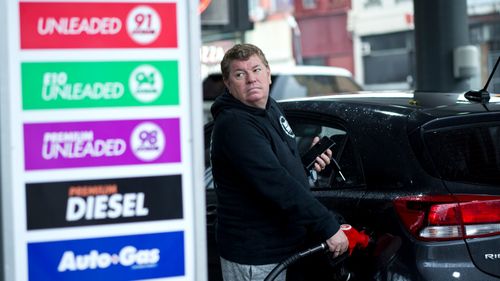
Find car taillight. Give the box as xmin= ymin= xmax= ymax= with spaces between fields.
xmin=393 ymin=195 xmax=500 ymax=241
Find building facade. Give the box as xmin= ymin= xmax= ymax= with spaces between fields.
xmin=200 ymin=0 xmax=500 ymax=92
xmin=348 ymin=0 xmax=500 ymax=90
xmin=294 ymin=0 xmax=355 ymax=74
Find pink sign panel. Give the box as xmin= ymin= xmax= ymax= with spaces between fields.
xmin=24 ymin=119 xmax=181 ymax=170
xmin=19 ymin=2 xmax=177 ymax=49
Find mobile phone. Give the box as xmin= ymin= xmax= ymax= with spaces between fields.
xmin=301 ymin=136 xmax=336 ymax=170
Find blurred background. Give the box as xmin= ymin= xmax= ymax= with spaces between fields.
xmin=199 ymin=0 xmax=500 ymax=93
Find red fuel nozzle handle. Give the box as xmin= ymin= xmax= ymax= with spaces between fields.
xmin=340 ymin=224 xmax=371 ymax=255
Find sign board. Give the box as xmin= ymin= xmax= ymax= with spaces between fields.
xmin=0 ymin=0 xmax=206 ymax=280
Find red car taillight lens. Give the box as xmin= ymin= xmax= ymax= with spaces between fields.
xmin=394 ymin=195 xmax=500 ymax=241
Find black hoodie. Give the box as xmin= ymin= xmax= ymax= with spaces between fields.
xmin=210 ymin=92 xmax=340 ymax=265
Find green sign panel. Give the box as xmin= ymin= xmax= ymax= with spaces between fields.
xmin=22 ymin=61 xmax=179 ymax=109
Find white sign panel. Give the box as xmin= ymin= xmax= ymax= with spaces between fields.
xmin=0 ymin=0 xmax=206 ymax=280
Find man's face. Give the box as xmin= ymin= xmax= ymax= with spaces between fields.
xmin=224 ymin=54 xmax=271 ymax=109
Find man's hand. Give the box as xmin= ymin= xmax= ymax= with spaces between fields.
xmin=326 ymin=228 xmax=349 ymax=258
xmin=311 ymin=136 xmax=332 ymax=172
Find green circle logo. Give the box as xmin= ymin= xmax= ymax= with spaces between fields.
xmin=129 ymin=64 xmax=163 ymax=103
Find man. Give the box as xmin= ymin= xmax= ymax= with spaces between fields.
xmin=210 ymin=43 xmax=349 ymax=281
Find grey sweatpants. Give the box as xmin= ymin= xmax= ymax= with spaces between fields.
xmin=220 ymin=257 xmax=286 ymax=281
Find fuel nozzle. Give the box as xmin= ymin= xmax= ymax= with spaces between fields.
xmin=340 ymin=224 xmax=403 ymax=263
xmin=340 ymin=224 xmax=371 ymax=255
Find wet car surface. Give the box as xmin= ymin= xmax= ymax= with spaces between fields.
xmin=204 ymin=92 xmax=500 ymax=281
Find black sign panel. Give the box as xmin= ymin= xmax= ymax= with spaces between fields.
xmin=26 ymin=175 xmax=182 ymax=230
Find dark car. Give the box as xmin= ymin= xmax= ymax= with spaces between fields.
xmin=204 ymin=91 xmax=500 ymax=281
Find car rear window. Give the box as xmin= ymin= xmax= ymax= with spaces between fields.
xmin=271 ymin=74 xmax=362 ymax=100
xmin=424 ymin=123 xmax=500 ymax=185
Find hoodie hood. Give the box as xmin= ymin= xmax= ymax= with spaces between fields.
xmin=211 ymin=91 xmax=269 ymax=120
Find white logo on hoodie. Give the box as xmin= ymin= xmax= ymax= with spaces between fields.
xmin=279 ymin=116 xmax=295 ymax=138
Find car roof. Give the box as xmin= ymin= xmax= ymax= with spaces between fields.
xmin=281 ymin=91 xmax=500 ymax=107
xmin=280 ymin=91 xmax=500 ymax=124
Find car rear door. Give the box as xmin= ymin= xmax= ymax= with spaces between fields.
xmin=420 ymin=112 xmax=500 ymax=278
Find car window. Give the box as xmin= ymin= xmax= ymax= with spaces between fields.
xmin=424 ymin=123 xmax=500 ymax=185
xmin=271 ymin=74 xmax=307 ymax=100
xmin=336 ymin=76 xmax=363 ymax=92
xmin=287 ymin=116 xmax=366 ymax=190
xmin=272 ymin=74 xmax=361 ymax=100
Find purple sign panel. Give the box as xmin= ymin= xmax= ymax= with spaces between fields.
xmin=24 ymin=119 xmax=180 ymax=170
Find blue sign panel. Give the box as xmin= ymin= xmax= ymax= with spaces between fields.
xmin=28 ymin=231 xmax=184 ymax=280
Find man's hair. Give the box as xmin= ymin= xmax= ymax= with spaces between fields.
xmin=220 ymin=43 xmax=270 ymax=81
